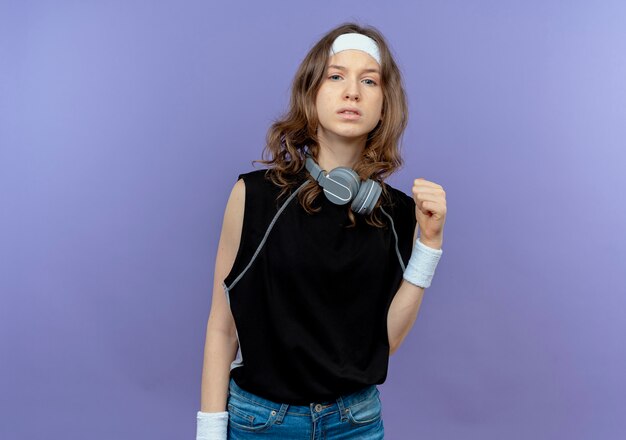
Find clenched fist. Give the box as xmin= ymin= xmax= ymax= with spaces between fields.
xmin=412 ymin=178 xmax=447 ymax=249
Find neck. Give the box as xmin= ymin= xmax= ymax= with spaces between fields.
xmin=315 ymin=132 xmax=367 ymax=171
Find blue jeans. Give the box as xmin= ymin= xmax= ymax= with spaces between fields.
xmin=227 ymin=377 xmax=385 ymax=439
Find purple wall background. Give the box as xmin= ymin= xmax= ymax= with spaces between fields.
xmin=1 ymin=1 xmax=625 ymax=439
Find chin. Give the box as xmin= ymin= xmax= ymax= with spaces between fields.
xmin=337 ymin=132 xmax=369 ymax=141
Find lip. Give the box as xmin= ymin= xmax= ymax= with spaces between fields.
xmin=337 ymin=107 xmax=362 ymax=120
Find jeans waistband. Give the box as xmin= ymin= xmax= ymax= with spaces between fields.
xmin=228 ymin=377 xmax=379 ymax=415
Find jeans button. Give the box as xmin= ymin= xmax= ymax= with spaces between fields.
xmin=314 ymin=403 xmax=322 ymax=412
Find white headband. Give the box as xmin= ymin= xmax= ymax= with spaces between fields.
xmin=329 ymin=33 xmax=381 ymax=65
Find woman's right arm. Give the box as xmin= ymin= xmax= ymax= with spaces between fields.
xmin=199 ymin=178 xmax=245 ymax=412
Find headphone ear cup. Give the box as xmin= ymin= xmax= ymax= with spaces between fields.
xmin=324 ymin=167 xmax=361 ymax=205
xmin=351 ymin=179 xmax=382 ymax=215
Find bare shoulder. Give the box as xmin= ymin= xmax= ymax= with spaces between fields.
xmin=228 ymin=178 xmax=245 ymax=213
xmin=221 ymin=178 xmax=245 ymax=251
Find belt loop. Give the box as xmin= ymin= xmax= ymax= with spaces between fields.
xmin=275 ymin=403 xmax=289 ymax=424
xmin=336 ymin=395 xmax=348 ymax=422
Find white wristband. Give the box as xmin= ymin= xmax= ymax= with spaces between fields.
xmin=403 ymin=238 xmax=443 ymax=288
xmin=197 ymin=410 xmax=228 ymax=440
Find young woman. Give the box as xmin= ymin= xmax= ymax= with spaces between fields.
xmin=197 ymin=22 xmax=447 ymax=439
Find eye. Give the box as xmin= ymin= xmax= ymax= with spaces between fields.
xmin=329 ymin=74 xmax=342 ymax=81
xmin=362 ymin=78 xmax=378 ymax=86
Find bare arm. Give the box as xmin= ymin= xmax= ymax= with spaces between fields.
xmin=387 ymin=280 xmax=425 ymax=356
xmin=386 ymin=227 xmax=441 ymax=356
xmin=199 ymin=179 xmax=245 ymax=412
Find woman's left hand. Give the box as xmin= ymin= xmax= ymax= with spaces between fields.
xmin=412 ymin=178 xmax=447 ymax=249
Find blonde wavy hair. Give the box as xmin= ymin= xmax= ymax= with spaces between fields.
xmin=254 ymin=22 xmax=409 ymax=228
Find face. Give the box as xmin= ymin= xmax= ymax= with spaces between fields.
xmin=315 ymin=49 xmax=383 ymax=145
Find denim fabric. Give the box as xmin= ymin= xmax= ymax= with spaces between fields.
xmin=226 ymin=377 xmax=385 ymax=439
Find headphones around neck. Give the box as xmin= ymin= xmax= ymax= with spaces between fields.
xmin=304 ymin=152 xmax=382 ymax=215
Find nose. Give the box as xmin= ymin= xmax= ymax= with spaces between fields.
xmin=343 ymin=79 xmax=360 ymax=101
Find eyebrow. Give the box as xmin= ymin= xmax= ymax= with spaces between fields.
xmin=327 ymin=64 xmax=380 ymax=75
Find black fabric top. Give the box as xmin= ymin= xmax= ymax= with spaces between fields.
xmin=223 ymin=168 xmax=417 ymax=405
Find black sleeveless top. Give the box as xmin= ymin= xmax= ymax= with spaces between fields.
xmin=222 ymin=168 xmax=416 ymax=405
